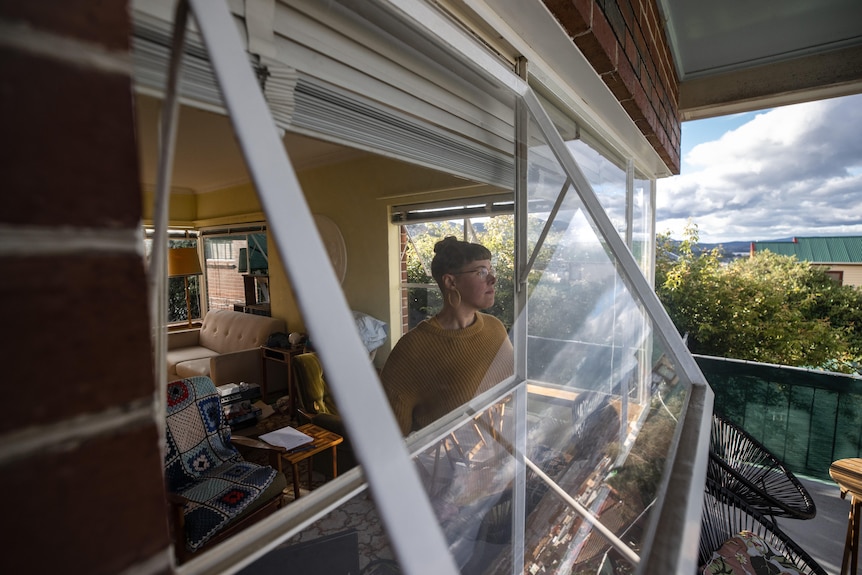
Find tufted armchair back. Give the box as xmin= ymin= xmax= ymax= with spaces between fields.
xmin=198 ymin=309 xmax=284 ymax=354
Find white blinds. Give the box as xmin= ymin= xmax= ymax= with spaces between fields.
xmin=131 ymin=1 xmax=516 ymax=188
xmin=390 ymin=193 xmax=514 ymax=223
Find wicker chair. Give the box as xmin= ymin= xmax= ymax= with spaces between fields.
xmin=709 ymin=413 xmax=816 ymax=520
xmin=699 ymin=479 xmax=827 ymax=575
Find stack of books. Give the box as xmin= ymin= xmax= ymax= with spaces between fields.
xmin=217 ymin=383 xmax=263 ymax=430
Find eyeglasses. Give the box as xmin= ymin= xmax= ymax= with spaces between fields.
xmin=453 ymin=266 xmax=495 ymax=279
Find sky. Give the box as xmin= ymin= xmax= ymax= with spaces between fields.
xmin=655 ymin=92 xmax=862 ymax=244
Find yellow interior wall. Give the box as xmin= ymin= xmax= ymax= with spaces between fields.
xmin=195 ymin=184 xmax=262 ymax=221
xmin=287 ymin=154 xmax=475 ymax=366
xmin=149 ymin=151 xmax=495 ymax=368
xmin=141 ymin=189 xmax=198 ymax=224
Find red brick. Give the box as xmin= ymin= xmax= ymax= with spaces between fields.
xmin=0 ymin=48 xmax=141 ymax=229
xmin=0 ymin=0 xmax=130 ymax=50
xmin=619 ymin=0 xmax=636 ymax=31
xmin=603 ymin=70 xmax=625 ymax=101
xmin=0 ymin=254 xmax=154 ymax=433
xmin=634 ymin=23 xmax=649 ymax=60
xmin=603 ymin=1 xmax=627 ymax=43
xmin=620 ymin=96 xmax=646 ymax=124
xmin=0 ymin=423 xmax=170 ymax=574
xmin=623 ymin=31 xmax=638 ymax=67
xmin=589 ymin=7 xmax=620 ymax=67
xmin=574 ymin=32 xmax=614 ymax=73
xmin=542 ymin=0 xmax=591 ymax=36
xmin=616 ymin=52 xmax=640 ymax=97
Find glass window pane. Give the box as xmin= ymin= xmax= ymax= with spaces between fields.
xmin=521 ymin=112 xmax=687 ymax=572
xmin=416 ymin=394 xmax=518 ymax=573
xmin=203 ymin=232 xmax=269 ymax=312
xmin=566 ymin=140 xmax=627 ymax=238
xmin=143 ymin=231 xmax=203 ymax=325
xmin=632 ymin=175 xmax=652 ymax=280
xmin=235 ymin=488 xmax=398 ymax=574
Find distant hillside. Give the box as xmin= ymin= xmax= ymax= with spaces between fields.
xmin=699 ymin=240 xmax=751 ymax=254
xmin=662 ymin=238 xmax=795 ymax=261
xmin=700 ymin=238 xmax=794 ymax=256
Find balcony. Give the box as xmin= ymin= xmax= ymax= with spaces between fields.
xmin=698 ymin=354 xmax=862 ymax=574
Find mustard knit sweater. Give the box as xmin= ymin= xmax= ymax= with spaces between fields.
xmin=381 ymin=312 xmax=514 ymax=435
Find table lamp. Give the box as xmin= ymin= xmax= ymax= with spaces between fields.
xmin=168 ymin=247 xmax=203 ymax=327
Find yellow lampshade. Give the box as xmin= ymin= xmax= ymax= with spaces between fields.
xmin=168 ymin=247 xmax=202 ymax=277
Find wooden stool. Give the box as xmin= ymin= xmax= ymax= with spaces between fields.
xmin=830 ymin=458 xmax=862 ymax=575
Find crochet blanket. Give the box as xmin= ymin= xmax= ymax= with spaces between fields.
xmin=165 ymin=377 xmax=276 ymax=551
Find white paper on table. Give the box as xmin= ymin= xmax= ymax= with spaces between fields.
xmin=259 ymin=426 xmax=314 ymax=451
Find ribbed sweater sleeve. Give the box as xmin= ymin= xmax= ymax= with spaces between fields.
xmin=381 ymin=313 xmax=513 ymax=435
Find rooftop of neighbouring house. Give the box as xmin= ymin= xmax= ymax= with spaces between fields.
xmin=751 ymin=236 xmax=862 ymax=263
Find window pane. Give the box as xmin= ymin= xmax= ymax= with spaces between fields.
xmin=521 ymin=112 xmax=687 ymax=572
xmin=417 ymin=394 xmax=518 ymax=572
xmin=235 ymin=488 xmax=398 ymax=573
xmin=566 ymin=140 xmax=627 ymax=238
xmin=203 ymin=231 xmax=269 ymax=313
xmin=143 ymin=232 xmax=203 ymax=325
xmin=632 ymin=175 xmax=652 ymax=280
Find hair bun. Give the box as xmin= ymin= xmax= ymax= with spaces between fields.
xmin=434 ymin=236 xmax=459 ymax=254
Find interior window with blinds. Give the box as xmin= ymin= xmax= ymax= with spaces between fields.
xmin=393 ymin=196 xmax=514 ymax=331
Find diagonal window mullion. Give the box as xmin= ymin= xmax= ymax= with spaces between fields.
xmin=523 ymin=176 xmax=571 ymax=276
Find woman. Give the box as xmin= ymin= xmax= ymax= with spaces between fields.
xmin=381 ymin=236 xmax=514 ymax=435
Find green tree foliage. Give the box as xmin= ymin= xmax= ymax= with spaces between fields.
xmin=656 ymin=223 xmax=862 ymax=374
xmin=159 ymin=238 xmax=201 ymax=324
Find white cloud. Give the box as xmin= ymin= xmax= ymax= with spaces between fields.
xmin=657 ymin=94 xmax=862 ymax=243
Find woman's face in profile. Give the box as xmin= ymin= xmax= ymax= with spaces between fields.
xmin=453 ymin=259 xmax=496 ymax=310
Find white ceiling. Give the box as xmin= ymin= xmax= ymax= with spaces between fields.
xmin=658 ymin=0 xmax=862 ymax=119
xmin=662 ymin=0 xmax=862 ymax=80
xmin=136 ymin=94 xmax=366 ymax=194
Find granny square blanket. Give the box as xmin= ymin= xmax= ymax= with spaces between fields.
xmin=165 ymin=377 xmax=276 ymax=551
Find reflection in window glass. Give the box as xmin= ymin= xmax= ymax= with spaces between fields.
xmin=632 ymin=176 xmax=652 ymax=282
xmin=564 ymin=139 xmax=653 ymax=281
xmin=417 ymin=395 xmax=518 ymax=573
xmin=518 ymin=113 xmax=686 ymax=573
xmin=566 ymin=140 xmax=627 ymax=237
xmin=235 ymin=488 xmax=398 ymax=574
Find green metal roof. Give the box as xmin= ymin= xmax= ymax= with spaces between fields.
xmin=752 ymin=236 xmax=862 ymax=263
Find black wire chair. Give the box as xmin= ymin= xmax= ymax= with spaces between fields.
xmin=699 ymin=479 xmax=827 ymax=575
xmin=709 ymin=413 xmax=816 ymax=520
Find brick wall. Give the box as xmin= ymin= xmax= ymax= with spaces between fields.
xmin=543 ymin=0 xmax=681 ymax=174
xmin=0 ymin=2 xmax=172 ymax=573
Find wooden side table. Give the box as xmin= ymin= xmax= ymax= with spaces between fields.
xmin=260 ymin=344 xmax=305 ymax=407
xmin=277 ymin=423 xmax=343 ymax=499
xmin=830 ymin=458 xmax=862 ymax=575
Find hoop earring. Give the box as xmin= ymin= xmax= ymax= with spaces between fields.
xmin=448 ymin=289 xmax=461 ymax=308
